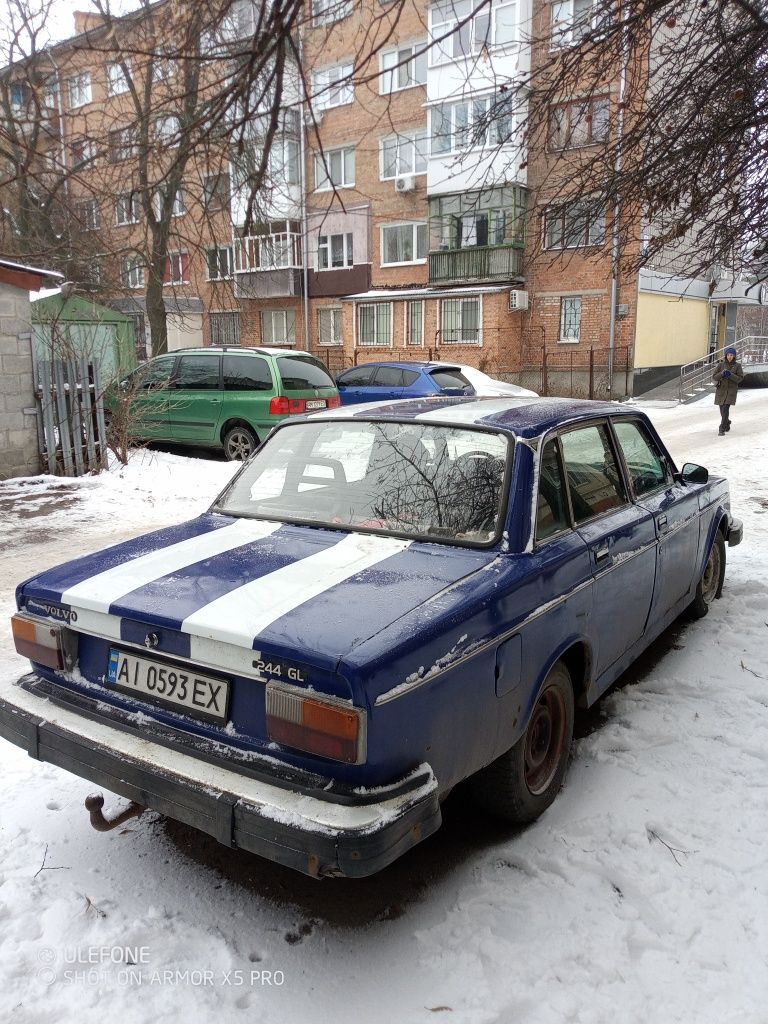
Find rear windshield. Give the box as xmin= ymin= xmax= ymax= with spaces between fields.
xmin=277 ymin=355 xmax=336 ymax=390
xmin=215 ymin=420 xmax=511 ymax=546
xmin=429 ymin=368 xmax=473 ymax=391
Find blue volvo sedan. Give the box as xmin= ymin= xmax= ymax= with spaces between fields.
xmin=2 ymin=397 xmax=742 ymax=877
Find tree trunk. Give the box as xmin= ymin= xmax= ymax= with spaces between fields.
xmin=145 ymin=270 xmax=168 ymax=357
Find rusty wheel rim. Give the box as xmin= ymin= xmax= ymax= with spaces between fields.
xmin=524 ymin=685 xmax=568 ymax=796
xmin=700 ymin=541 xmax=721 ymax=605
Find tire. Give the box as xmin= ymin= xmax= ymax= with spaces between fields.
xmin=689 ymin=530 xmax=726 ymax=618
xmin=470 ymin=661 xmax=575 ymax=824
xmin=223 ymin=425 xmax=258 ymax=462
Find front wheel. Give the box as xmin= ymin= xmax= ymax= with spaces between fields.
xmin=469 ymin=661 xmax=575 ymax=824
xmin=689 ymin=530 xmax=726 ymax=618
xmin=223 ymin=425 xmax=258 ymax=462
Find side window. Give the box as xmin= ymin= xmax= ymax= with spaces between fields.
xmin=222 ymin=355 xmax=273 ymax=392
xmin=176 ymin=355 xmax=220 ymax=391
xmin=613 ymin=420 xmax=670 ymax=497
xmin=374 ymin=366 xmax=405 ymax=387
xmin=338 ymin=366 xmax=375 ymax=387
xmin=537 ymin=439 xmax=570 ymax=540
xmin=560 ymin=423 xmax=626 ymax=523
xmin=137 ymin=356 xmax=175 ymax=390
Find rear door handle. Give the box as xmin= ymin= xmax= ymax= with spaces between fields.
xmin=657 ymin=514 xmax=668 ymax=530
xmin=594 ymin=546 xmax=611 ymax=563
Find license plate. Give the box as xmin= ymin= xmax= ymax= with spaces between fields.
xmin=305 ymin=399 xmax=327 ymax=410
xmin=106 ymin=649 xmax=229 ymax=723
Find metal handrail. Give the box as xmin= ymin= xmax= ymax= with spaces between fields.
xmin=678 ymin=336 xmax=768 ymax=401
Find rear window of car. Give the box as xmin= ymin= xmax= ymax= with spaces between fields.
xmin=277 ymin=355 xmax=336 ymax=391
xmin=222 ymin=354 xmax=273 ymax=392
xmin=176 ymin=355 xmax=220 ymax=390
xmin=429 ymin=368 xmax=472 ymax=391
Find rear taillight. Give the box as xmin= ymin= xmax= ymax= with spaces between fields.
xmin=12 ymin=613 xmax=78 ymax=671
xmin=266 ymin=682 xmax=366 ymax=764
xmin=327 ymin=396 xmax=341 ymax=409
xmin=269 ymin=396 xmax=307 ymax=416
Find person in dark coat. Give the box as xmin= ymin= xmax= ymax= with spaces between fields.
xmin=712 ymin=346 xmax=744 ymax=435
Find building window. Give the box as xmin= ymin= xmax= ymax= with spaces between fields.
xmin=10 ymin=81 xmax=30 ymax=109
xmin=357 ymin=303 xmax=392 ymax=347
xmin=544 ymin=201 xmax=606 ymax=248
xmin=106 ymin=61 xmax=130 ymax=96
xmin=430 ymin=93 xmax=516 ymax=154
xmin=560 ymin=297 xmax=582 ymax=342
xmin=406 ymin=300 xmax=424 ymax=347
xmin=313 ymin=64 xmax=353 ymax=110
xmin=381 ymin=223 xmax=428 ymax=265
xmin=379 ymin=42 xmax=428 ymax=93
xmin=206 ymin=246 xmax=234 ymax=280
xmin=109 ymin=125 xmax=138 ymax=162
xmin=210 ymin=311 xmax=241 ymax=346
xmin=155 ymin=115 xmax=181 ymax=147
xmin=312 ymin=0 xmax=352 ymax=26
xmin=318 ymin=233 xmax=353 ymax=270
xmin=550 ymin=97 xmax=609 ymax=149
xmin=380 ymin=131 xmax=428 ymax=178
xmin=67 ymin=72 xmax=91 ymax=109
xmin=152 ymin=58 xmax=176 ymax=82
xmin=121 ymin=256 xmax=145 ymax=289
xmin=262 ymin=309 xmax=296 ymax=346
xmin=115 ymin=192 xmax=141 ymax=225
xmin=70 ymin=137 xmax=97 ymax=169
xmin=75 ymin=199 xmax=100 ymax=231
xmin=203 ymin=172 xmax=231 ymax=211
xmin=270 ymin=138 xmax=300 ymax=185
xmin=551 ymin=0 xmax=606 ymax=47
xmin=155 ymin=187 xmax=186 ymax=218
xmin=429 ymin=187 xmax=527 ymax=251
xmin=164 ymin=252 xmax=190 ymax=285
xmin=318 ymin=307 xmax=343 ymax=346
xmin=429 ymin=0 xmax=517 ymax=65
xmin=314 ymin=147 xmax=355 ymax=190
xmin=441 ymin=297 xmax=481 ymax=344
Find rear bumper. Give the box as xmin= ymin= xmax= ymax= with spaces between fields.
xmin=727 ymin=516 xmax=743 ymax=547
xmin=0 ymin=673 xmax=441 ymax=878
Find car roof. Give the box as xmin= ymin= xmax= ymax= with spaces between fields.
xmin=340 ymin=360 xmax=466 ymax=373
xmin=166 ymin=347 xmax=316 ymax=358
xmin=308 ymin=395 xmax=641 ymax=438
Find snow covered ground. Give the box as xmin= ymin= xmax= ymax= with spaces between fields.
xmin=1 ymin=394 xmax=767 ymax=1024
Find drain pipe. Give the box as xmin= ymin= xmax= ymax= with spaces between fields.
xmin=608 ymin=7 xmax=630 ymax=392
xmin=298 ymin=36 xmax=311 ymax=353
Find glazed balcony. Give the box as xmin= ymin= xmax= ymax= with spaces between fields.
xmin=233 ymin=232 xmax=302 ymax=299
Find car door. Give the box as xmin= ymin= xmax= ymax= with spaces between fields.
xmin=560 ymin=421 xmax=657 ymax=680
xmin=336 ymin=365 xmax=380 ymax=404
xmin=371 ymin=365 xmax=407 ymax=400
xmin=220 ymin=352 xmax=276 ymax=437
xmin=127 ymin=355 xmax=176 ymax=440
xmin=612 ymin=418 xmax=700 ymax=623
xmin=170 ymin=354 xmax=223 ymax=442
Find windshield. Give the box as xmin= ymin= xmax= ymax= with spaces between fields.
xmin=215 ymin=420 xmax=511 ymax=545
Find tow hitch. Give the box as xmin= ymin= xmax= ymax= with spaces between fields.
xmin=85 ymin=793 xmax=145 ymax=832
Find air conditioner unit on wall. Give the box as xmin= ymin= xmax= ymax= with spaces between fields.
xmin=394 ymin=175 xmax=415 ymax=193
xmin=508 ymin=289 xmax=528 ymax=311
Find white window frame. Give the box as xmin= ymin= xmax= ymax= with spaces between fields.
xmin=429 ymin=0 xmax=518 ymax=67
xmin=313 ymin=63 xmax=354 ymax=111
xmin=67 ymin=72 xmax=91 ymax=109
xmin=356 ymin=302 xmax=393 ymax=348
xmin=312 ymin=0 xmax=352 ymax=27
xmin=314 ymin=147 xmax=355 ymax=191
xmin=317 ymin=232 xmax=354 ymax=270
xmin=206 ymin=245 xmax=234 ymax=281
xmin=75 ymin=199 xmax=100 ymax=231
xmin=106 ymin=61 xmax=130 ymax=96
xmin=559 ymin=296 xmax=582 ymax=343
xmin=549 ymin=96 xmax=609 ymax=150
xmin=380 ymin=222 xmax=428 ymax=266
xmin=164 ymin=251 xmax=190 ymax=286
xmin=430 ymin=93 xmax=516 ymax=155
xmin=71 ymin=137 xmax=97 ymax=169
xmin=550 ymin=0 xmax=606 ymax=49
xmin=122 ymin=256 xmax=145 ymax=289
xmin=379 ymin=41 xmax=428 ymax=94
xmin=380 ymin=131 xmax=428 ymax=179
xmin=262 ymin=309 xmax=296 ymax=347
xmin=115 ymin=192 xmax=141 ymax=226
xmin=155 ymin=114 xmax=181 ymax=147
xmin=544 ymin=201 xmax=606 ymax=249
xmin=440 ymin=296 xmax=482 ymax=346
xmin=152 ymin=58 xmax=176 ymax=82
xmin=154 ymin=187 xmax=186 ymax=218
xmin=405 ymin=300 xmax=425 ymax=348
xmin=318 ymin=307 xmax=344 ymax=346
xmin=109 ymin=125 xmax=138 ymax=162
xmin=270 ymin=138 xmax=300 ymax=185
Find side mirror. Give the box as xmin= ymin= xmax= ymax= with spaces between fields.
xmin=680 ymin=462 xmax=708 ymax=484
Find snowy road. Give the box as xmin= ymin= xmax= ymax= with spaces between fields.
xmin=1 ymin=393 xmax=767 ymax=1024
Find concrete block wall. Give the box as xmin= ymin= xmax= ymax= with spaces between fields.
xmin=0 ymin=281 xmax=40 ymax=480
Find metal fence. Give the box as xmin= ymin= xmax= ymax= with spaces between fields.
xmin=518 ymin=346 xmax=632 ymax=399
xmin=35 ymin=358 xmax=108 ymax=476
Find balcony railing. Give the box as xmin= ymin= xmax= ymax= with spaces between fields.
xmin=429 ymin=244 xmax=523 ymax=285
xmin=233 ymin=232 xmax=302 ymax=273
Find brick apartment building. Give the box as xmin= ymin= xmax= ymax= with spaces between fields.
xmin=4 ymin=0 xmax=759 ymax=395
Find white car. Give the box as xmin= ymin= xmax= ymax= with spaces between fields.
xmin=456 ymin=365 xmax=539 ymax=398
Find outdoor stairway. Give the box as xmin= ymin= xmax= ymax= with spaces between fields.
xmin=639 ymin=337 xmax=768 ymax=404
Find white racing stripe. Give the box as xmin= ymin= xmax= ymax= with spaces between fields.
xmin=182 ymin=533 xmax=412 ymax=646
xmin=62 ymin=519 xmax=282 ymax=612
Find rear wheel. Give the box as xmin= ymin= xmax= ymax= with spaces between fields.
xmin=223 ymin=425 xmax=258 ymax=462
xmin=689 ymin=531 xmax=726 ymax=618
xmin=470 ymin=661 xmax=574 ymax=824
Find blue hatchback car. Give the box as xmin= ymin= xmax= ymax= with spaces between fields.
xmin=3 ymin=397 xmax=742 ymax=878
xmin=336 ymin=361 xmax=475 ymax=404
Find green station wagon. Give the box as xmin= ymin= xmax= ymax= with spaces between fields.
xmin=115 ymin=347 xmax=341 ymax=460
